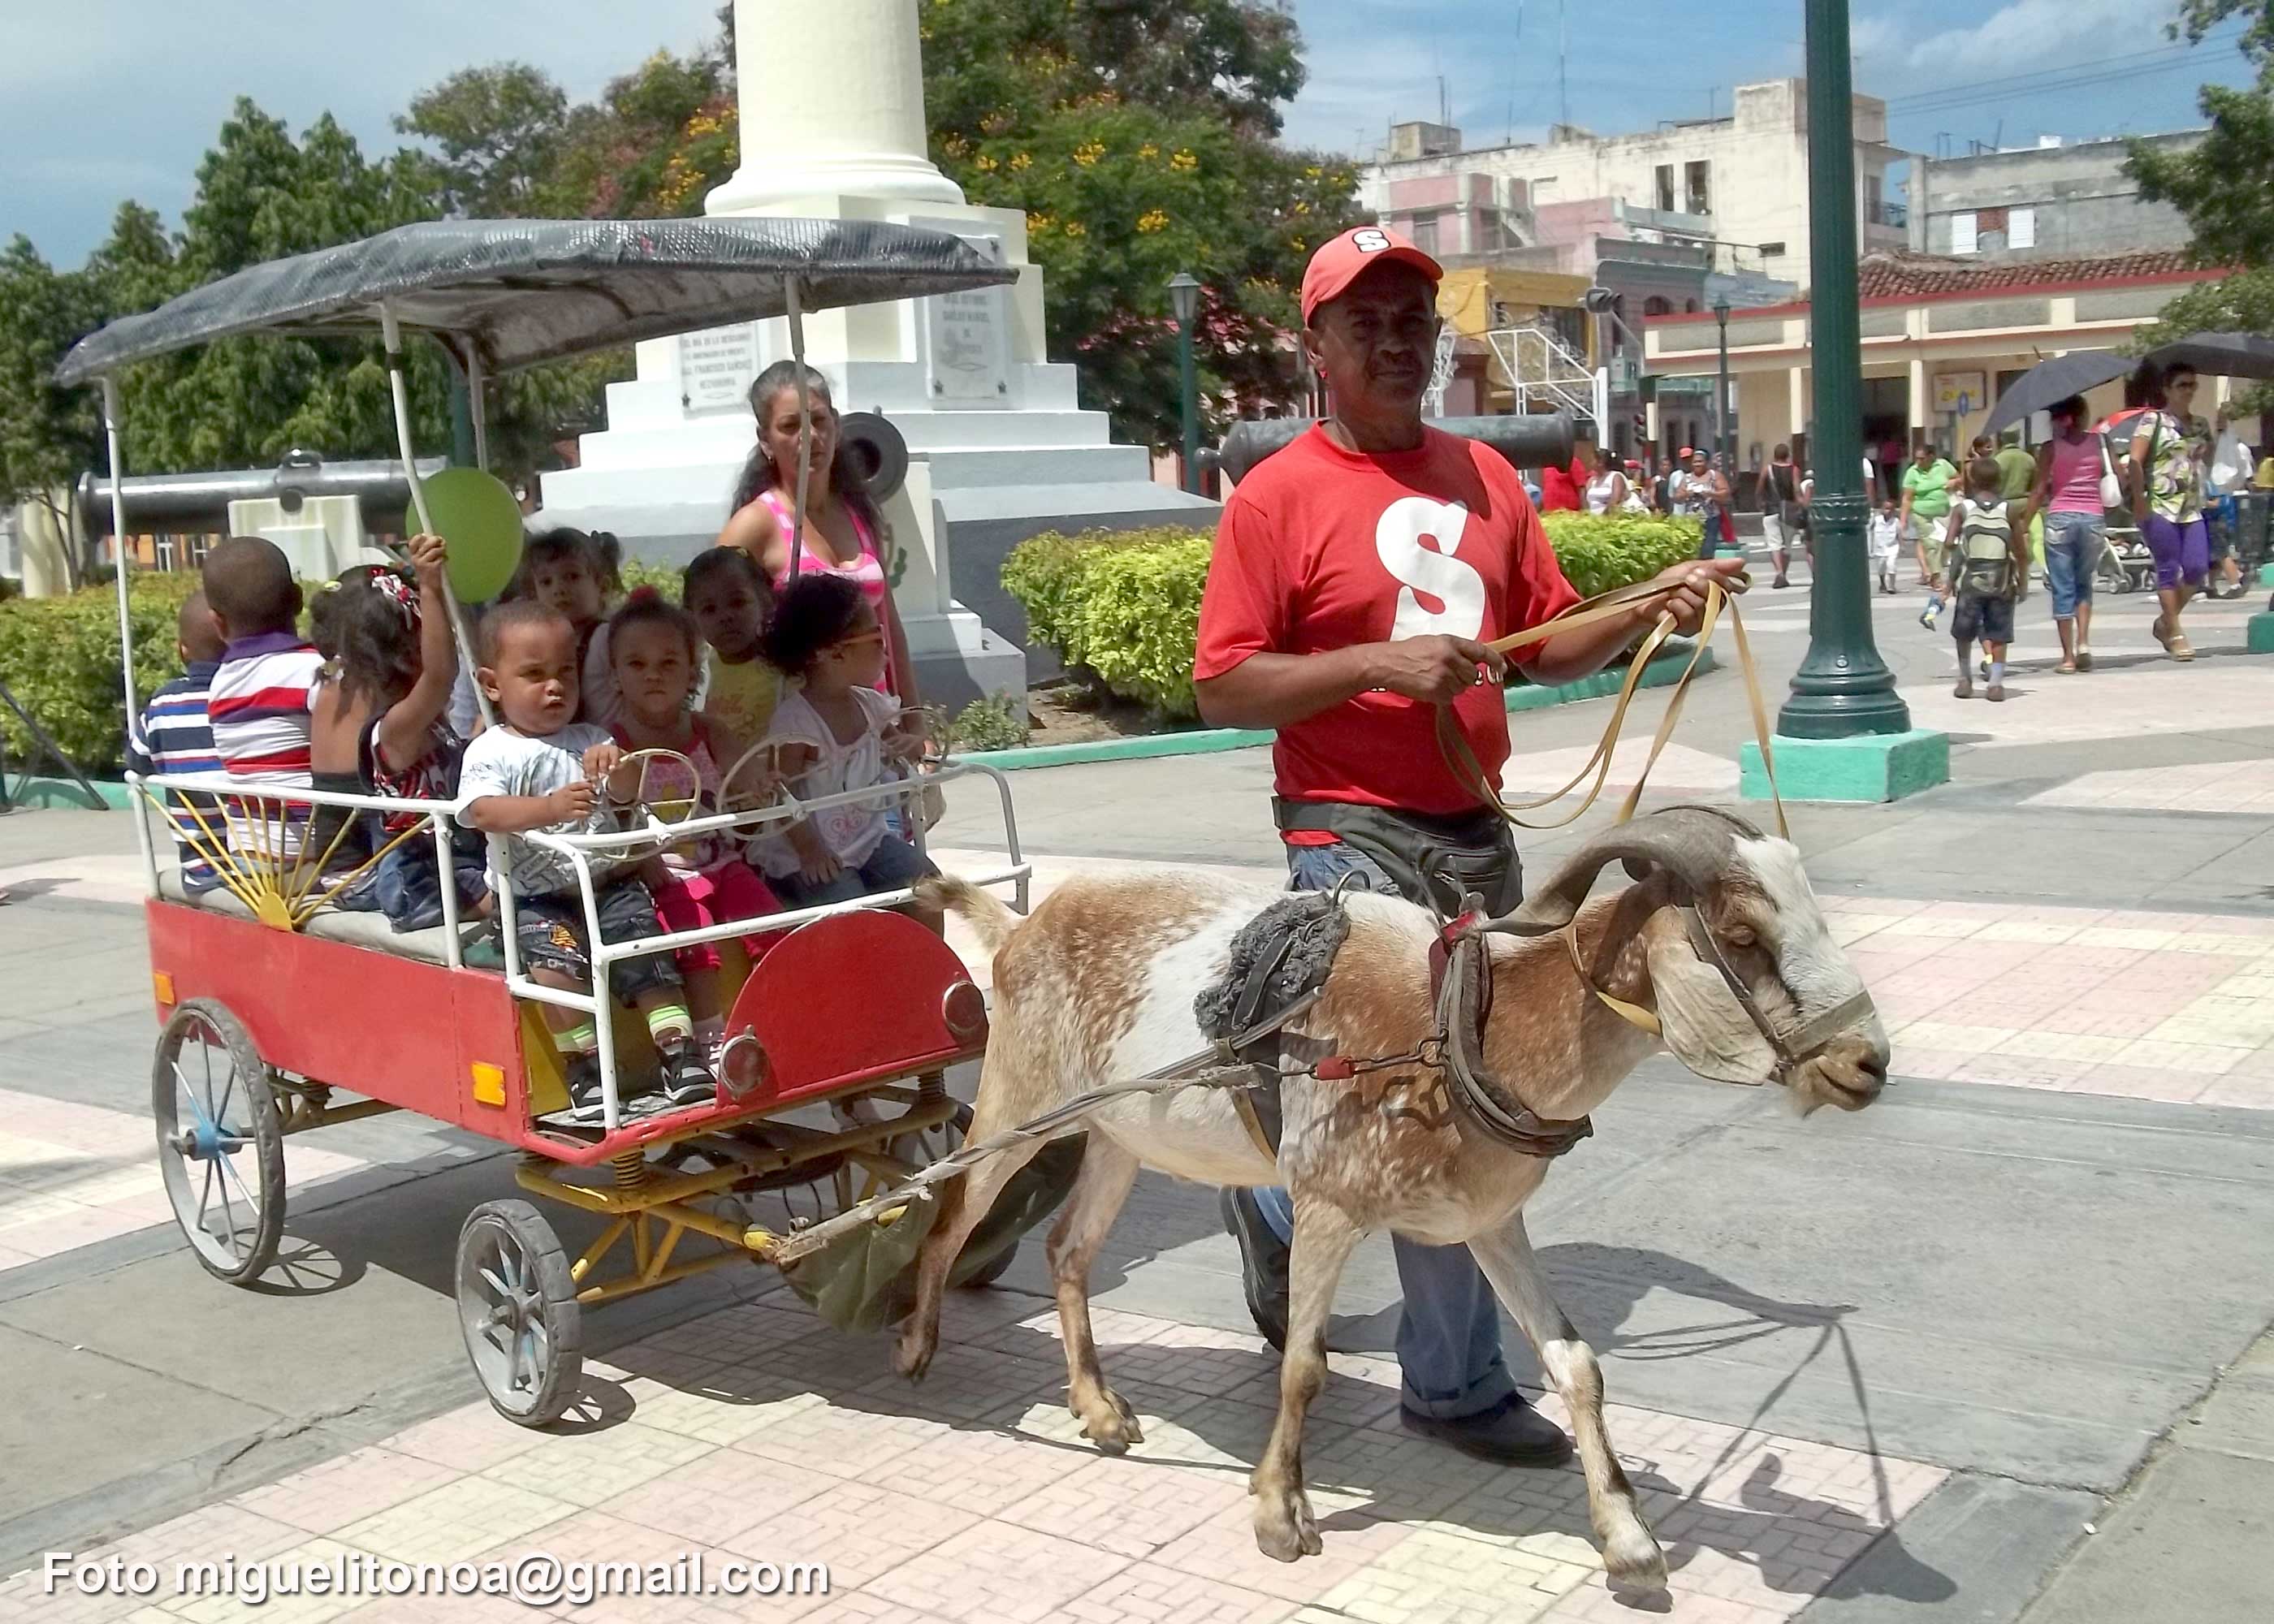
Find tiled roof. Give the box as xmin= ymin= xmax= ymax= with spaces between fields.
xmin=1853 ymin=248 xmax=2204 ymax=300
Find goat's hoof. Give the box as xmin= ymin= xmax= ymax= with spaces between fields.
xmin=892 ymin=1328 xmax=936 ymax=1383
xmin=1252 ymin=1486 xmax=1322 ymax=1563
xmin=1601 ymin=1525 xmax=1669 ymax=1593
xmin=1075 ymin=1387 xmax=1144 ymax=1453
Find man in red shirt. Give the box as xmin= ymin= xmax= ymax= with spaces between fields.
xmin=1196 ymin=224 xmax=1738 ymax=1466
xmin=1537 ymin=449 xmax=1589 ymax=512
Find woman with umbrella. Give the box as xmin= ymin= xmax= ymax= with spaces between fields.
xmin=2127 ymin=360 xmax=2211 ymax=662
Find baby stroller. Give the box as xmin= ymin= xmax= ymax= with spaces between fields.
xmin=2095 ymin=525 xmax=2156 ymax=594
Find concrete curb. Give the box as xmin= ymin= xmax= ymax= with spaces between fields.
xmin=962 ymin=643 xmax=1717 ymax=771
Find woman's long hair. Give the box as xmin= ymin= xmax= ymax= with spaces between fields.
xmin=727 ymin=361 xmax=886 ymax=545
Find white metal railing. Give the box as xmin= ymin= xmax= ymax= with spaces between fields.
xmin=1486 ymin=323 xmax=1597 ymax=424
xmin=133 ymin=760 xmax=1032 ymax=1134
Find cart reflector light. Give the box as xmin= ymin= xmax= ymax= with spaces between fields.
xmin=720 ymin=1030 xmax=771 ymax=1099
xmin=470 ymin=1064 xmax=507 ymax=1108
xmin=152 ymin=972 xmax=176 ymax=1007
xmin=942 ymin=980 xmax=988 ymax=1043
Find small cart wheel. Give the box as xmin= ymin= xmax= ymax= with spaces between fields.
xmin=152 ymin=999 xmax=285 ymax=1284
xmin=456 ymin=1199 xmax=582 ymax=1426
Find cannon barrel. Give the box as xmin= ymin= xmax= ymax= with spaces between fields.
xmin=73 ymin=451 xmax=447 ymax=542
xmin=1218 ymin=413 xmax=1576 ymax=486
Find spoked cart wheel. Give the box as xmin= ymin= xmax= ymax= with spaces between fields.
xmin=152 ymin=999 xmax=285 ymax=1284
xmin=456 ymin=1199 xmax=582 ymax=1426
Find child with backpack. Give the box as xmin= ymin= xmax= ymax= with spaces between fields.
xmin=1941 ymin=457 xmax=2031 ymax=703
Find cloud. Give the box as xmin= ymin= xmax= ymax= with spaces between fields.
xmin=1854 ymin=0 xmax=2168 ymax=84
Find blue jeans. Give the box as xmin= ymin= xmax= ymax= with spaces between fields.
xmin=1256 ymin=839 xmax=1519 ymax=1421
xmin=2043 ymin=512 xmax=2103 ymax=621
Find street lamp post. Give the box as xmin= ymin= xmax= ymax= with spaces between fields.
xmin=1775 ymin=0 xmax=1910 ymax=739
xmin=1168 ymin=272 xmax=1202 ymax=495
xmin=1713 ymin=296 xmax=1731 ymax=469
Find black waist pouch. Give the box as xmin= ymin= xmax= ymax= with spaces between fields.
xmin=1274 ymin=799 xmax=1522 ymax=917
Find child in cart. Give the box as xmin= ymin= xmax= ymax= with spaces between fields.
xmin=754 ymin=575 xmax=940 ymax=927
xmin=607 ymin=589 xmax=789 ymax=1059
xmin=685 ymin=546 xmax=786 ymax=744
xmin=459 ymin=600 xmax=712 ymax=1124
xmin=1942 ymin=457 xmax=2031 ymax=703
xmin=515 ymin=528 xmax=626 ymax=726
xmin=334 ymin=534 xmax=490 ymax=930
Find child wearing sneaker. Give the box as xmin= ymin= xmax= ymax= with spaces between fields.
xmin=607 ymin=589 xmax=789 ymax=1057
xmin=1943 ymin=457 xmax=2030 ymax=703
xmin=458 ymin=600 xmax=713 ymax=1122
xmin=1869 ymin=497 xmax=1904 ymax=595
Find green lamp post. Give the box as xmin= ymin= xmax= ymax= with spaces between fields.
xmin=1169 ymin=271 xmax=1202 ymax=495
xmin=1775 ymin=0 xmax=1911 ymax=739
xmin=1713 ymin=295 xmax=1732 ymax=469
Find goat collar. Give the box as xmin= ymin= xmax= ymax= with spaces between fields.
xmin=1429 ymin=917 xmax=1595 ymax=1159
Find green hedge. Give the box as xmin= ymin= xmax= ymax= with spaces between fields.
xmin=1001 ymin=512 xmax=1705 ymax=721
xmin=0 ymin=574 xmax=201 ymax=773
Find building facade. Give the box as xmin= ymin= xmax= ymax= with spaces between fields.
xmin=1360 ymin=80 xmax=1909 ymax=290
xmin=1909 ymin=132 xmax=2202 ymax=260
xmin=1643 ymin=250 xmax=2224 ymax=478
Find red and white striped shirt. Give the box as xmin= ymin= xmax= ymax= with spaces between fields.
xmin=207 ymin=629 xmax=324 ymax=861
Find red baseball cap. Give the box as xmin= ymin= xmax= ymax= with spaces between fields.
xmin=1300 ymin=225 xmax=1443 ymax=326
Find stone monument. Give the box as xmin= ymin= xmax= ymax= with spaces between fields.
xmin=536 ymin=0 xmax=1216 ymax=710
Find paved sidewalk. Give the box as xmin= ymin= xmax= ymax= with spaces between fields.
xmin=3 ymin=577 xmax=2274 ymax=1621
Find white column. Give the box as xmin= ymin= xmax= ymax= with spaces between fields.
xmin=1908 ymin=355 xmax=1928 ymax=447
xmin=1788 ymin=365 xmax=1805 ymax=440
xmin=707 ymin=0 xmax=965 ymax=215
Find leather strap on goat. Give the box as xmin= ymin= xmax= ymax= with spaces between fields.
xmin=1435 ymin=577 xmax=1789 ymax=840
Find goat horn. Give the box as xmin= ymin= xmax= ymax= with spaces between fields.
xmin=1498 ymin=807 xmax=1747 ymax=935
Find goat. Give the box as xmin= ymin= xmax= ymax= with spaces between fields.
xmin=896 ymin=807 xmax=1889 ymax=1591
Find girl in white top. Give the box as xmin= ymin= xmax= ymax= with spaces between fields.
xmin=1581 ymin=446 xmax=1629 ymax=515
xmin=753 ymin=574 xmax=939 ymax=926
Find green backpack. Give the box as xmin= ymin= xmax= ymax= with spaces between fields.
xmin=1953 ymin=505 xmax=2014 ymax=598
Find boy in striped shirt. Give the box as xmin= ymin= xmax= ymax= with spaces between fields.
xmin=127 ymin=591 xmax=227 ymax=892
xmin=203 ymin=537 xmax=323 ymax=863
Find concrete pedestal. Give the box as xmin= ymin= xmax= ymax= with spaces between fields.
xmin=1740 ymin=728 xmax=1950 ymax=804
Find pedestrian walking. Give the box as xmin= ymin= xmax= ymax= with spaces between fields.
xmin=2127 ymin=361 xmax=2211 ymax=662
xmin=2017 ymin=395 xmax=2106 ymax=674
xmin=1192 ymin=222 xmax=1741 ymax=1468
xmin=1757 ymin=443 xmax=1805 ymax=589
xmin=2210 ymin=407 xmax=2253 ymax=593
xmin=1868 ymin=495 xmax=1904 ymax=593
xmin=1943 ymin=456 xmax=2030 ymax=703
xmin=1900 ymin=442 xmax=1958 ymax=589
xmin=1691 ymin=450 xmax=1731 ymax=560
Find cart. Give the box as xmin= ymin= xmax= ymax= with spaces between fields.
xmin=59 ymin=217 xmax=1040 ymax=1425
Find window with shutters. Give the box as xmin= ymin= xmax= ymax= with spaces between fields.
xmin=2009 ymin=206 xmax=2036 ymax=249
xmin=1684 ymin=160 xmax=1712 ymax=215
xmin=1655 ymin=164 xmax=1676 ymax=212
xmin=1950 ymin=210 xmax=1978 ymax=254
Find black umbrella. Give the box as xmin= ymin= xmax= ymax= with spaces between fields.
xmin=2145 ymin=330 xmax=2274 ymax=381
xmin=1982 ymin=350 xmax=2132 ymax=434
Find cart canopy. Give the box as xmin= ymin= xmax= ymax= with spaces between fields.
xmin=56 ymin=217 xmax=1014 ymax=384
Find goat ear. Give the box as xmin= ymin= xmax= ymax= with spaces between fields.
xmin=1643 ymin=910 xmax=1779 ymax=1085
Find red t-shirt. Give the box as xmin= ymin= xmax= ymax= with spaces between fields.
xmin=1195 ymin=425 xmax=1580 ymax=826
xmin=1538 ymin=456 xmax=1587 ymax=512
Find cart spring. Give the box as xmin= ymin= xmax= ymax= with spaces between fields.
xmin=611 ymin=1149 xmax=648 ymax=1190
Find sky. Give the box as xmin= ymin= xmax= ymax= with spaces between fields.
xmin=0 ymin=0 xmax=2259 ymax=268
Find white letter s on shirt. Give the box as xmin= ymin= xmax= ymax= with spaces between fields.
xmin=1376 ymin=497 xmax=1485 ymax=641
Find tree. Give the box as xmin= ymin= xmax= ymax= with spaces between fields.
xmin=2129 ymin=4 xmax=2274 ymax=405
xmin=599 ymin=0 xmax=1357 ymax=447
xmin=0 ymin=238 xmax=110 ymax=583
xmin=396 ymin=63 xmax=573 ymax=217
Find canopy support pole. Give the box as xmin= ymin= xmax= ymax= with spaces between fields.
xmin=467 ymin=346 xmax=491 ymax=472
xmin=102 ymin=378 xmax=156 ymax=869
xmin=381 ymin=304 xmax=494 ymax=729
xmin=787 ymin=276 xmax=810 ymax=581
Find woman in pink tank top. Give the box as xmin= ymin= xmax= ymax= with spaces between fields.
xmin=716 ymin=361 xmax=918 ymax=702
xmin=2018 ymin=395 xmax=2107 ymax=674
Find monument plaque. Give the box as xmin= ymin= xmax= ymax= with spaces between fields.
xmin=678 ymin=323 xmax=762 ymax=413
xmin=918 ymin=226 xmax=1009 ymax=406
